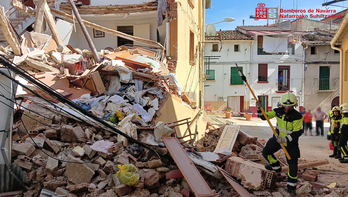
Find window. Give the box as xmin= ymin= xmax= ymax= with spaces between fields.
xmin=189 ymin=30 xmax=194 ymax=64
xmin=278 ymin=66 xmax=290 ymax=91
xmin=117 ymin=26 xmax=134 ymax=47
xmin=212 ymin=44 xmax=218 ymax=52
xmin=319 ymin=66 xmax=330 ymax=90
xmin=258 ymin=64 xmax=268 ymax=82
xmin=310 ymin=46 xmax=316 ymax=55
xmin=206 ymin=70 xmax=215 ymax=81
xmin=230 ymin=67 xmax=243 ymax=85
xmin=234 ymin=44 xmax=240 ymax=52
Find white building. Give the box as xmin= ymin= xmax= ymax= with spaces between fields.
xmin=204 ymin=26 xmax=306 ymax=114
xmin=204 ymin=30 xmax=253 ymax=113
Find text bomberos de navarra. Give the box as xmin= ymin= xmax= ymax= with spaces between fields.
xmin=279 ymin=9 xmax=342 ymax=18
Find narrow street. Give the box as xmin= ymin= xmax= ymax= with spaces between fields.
xmin=207 ymin=114 xmax=348 ymax=189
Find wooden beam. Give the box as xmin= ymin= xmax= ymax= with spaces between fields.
xmin=33 ymin=0 xmax=46 ymax=33
xmin=0 ymin=6 xmax=22 ymax=55
xmin=25 ymin=58 xmax=60 ymax=73
xmin=11 ymin=0 xmax=164 ymax=50
xmin=41 ymin=0 xmax=64 ymax=47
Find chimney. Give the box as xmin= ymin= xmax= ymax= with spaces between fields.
xmin=243 ymin=19 xmax=244 ymax=26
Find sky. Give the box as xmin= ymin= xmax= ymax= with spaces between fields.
xmin=205 ymin=0 xmax=348 ymax=31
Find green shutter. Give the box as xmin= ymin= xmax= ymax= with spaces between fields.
xmin=206 ymin=70 xmax=215 ymax=80
xmin=319 ymin=66 xmax=330 ymax=90
xmin=231 ymin=67 xmax=243 ymax=85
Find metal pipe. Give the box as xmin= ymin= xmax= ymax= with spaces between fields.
xmin=281 ymin=160 xmax=329 ymax=173
xmin=67 ymin=0 xmax=99 ymax=62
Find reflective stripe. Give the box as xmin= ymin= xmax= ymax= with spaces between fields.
xmin=287 ymin=182 xmax=297 ymax=187
xmin=288 ymin=171 xmax=298 ymax=179
xmin=268 ymin=155 xmax=278 ymax=164
xmin=275 ymin=126 xmax=293 ymax=134
xmin=342 ymin=146 xmax=348 ymax=157
xmin=287 ymin=135 xmax=293 ymax=142
xmin=272 ymin=166 xmax=281 ymax=170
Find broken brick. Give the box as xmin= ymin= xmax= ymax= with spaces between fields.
xmin=43 ymin=177 xmax=67 ymax=191
xmin=72 ymin=126 xmax=87 ymax=142
xmin=44 ymin=129 xmax=58 ymax=139
xmin=166 ymin=169 xmax=184 ymax=179
xmin=45 ymin=157 xmax=59 ymax=173
xmin=95 ymin=157 xmax=107 ymax=167
xmin=83 ymin=144 xmax=96 ymax=158
xmin=66 ymin=156 xmax=95 ymax=184
xmin=13 ymin=142 xmax=36 ymax=156
xmin=114 ymin=184 xmax=132 ymax=196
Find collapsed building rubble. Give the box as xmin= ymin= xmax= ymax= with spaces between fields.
xmin=0 ymin=1 xmax=348 ymax=197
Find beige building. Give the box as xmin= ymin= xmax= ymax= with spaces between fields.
xmin=331 ymin=10 xmax=348 ymax=104
xmin=302 ymin=29 xmax=340 ymax=113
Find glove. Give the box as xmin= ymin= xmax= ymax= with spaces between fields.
xmin=276 ymin=136 xmax=288 ymax=144
xmin=256 ymin=101 xmax=262 ymax=111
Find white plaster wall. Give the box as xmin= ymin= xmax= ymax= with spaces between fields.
xmin=90 ymin=0 xmax=148 ymax=6
xmin=68 ymin=12 xmax=161 ymax=50
xmin=204 ymin=63 xmax=249 ymax=101
xmin=204 ymin=42 xmax=252 ymax=102
xmin=305 ymin=45 xmax=340 ymax=62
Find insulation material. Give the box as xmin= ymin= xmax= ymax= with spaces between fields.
xmin=154 ymin=121 xmax=174 ymax=142
xmin=117 ymin=113 xmax=138 ymax=146
xmin=262 ymin=36 xmax=287 ymax=53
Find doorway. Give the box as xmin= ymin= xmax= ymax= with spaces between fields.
xmin=258 ymin=95 xmax=268 ymax=111
xmin=227 ymin=96 xmax=244 ymax=112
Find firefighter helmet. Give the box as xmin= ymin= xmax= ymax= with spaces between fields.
xmin=340 ymin=103 xmax=348 ymax=113
xmin=332 ymin=106 xmax=340 ymax=112
xmin=280 ymin=92 xmax=297 ymax=107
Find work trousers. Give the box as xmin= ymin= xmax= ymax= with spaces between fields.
xmin=263 ymin=137 xmax=299 ymax=187
xmin=316 ymin=120 xmax=324 ymax=135
xmin=339 ymin=131 xmax=348 ymax=157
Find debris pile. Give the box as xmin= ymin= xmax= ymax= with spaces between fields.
xmin=0 ymin=1 xmax=347 ymax=197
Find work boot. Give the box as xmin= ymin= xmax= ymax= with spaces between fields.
xmin=265 ymin=164 xmax=282 ymax=172
xmin=339 ymin=157 xmax=348 ymax=163
xmin=335 ymin=150 xmax=342 ymax=159
xmin=329 ymin=147 xmax=337 ymax=158
xmin=287 ymin=185 xmax=296 ymax=196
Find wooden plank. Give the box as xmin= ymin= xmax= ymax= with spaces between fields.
xmin=0 ymin=6 xmax=21 ymax=55
xmin=34 ymin=0 xmax=46 ymax=33
xmin=162 ymin=136 xmax=214 ymax=197
xmin=25 ymin=58 xmax=60 ymax=73
xmin=214 ymin=125 xmax=240 ymax=153
xmin=217 ymin=166 xmax=252 ymax=197
xmin=90 ymin=71 xmax=106 ymax=95
xmin=41 ymin=0 xmax=64 ymax=47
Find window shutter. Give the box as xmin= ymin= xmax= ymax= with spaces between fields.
xmin=231 ymin=67 xmax=243 ymax=85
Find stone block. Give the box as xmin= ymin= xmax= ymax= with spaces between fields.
xmin=147 ymin=159 xmax=162 ymax=168
xmin=46 ymin=157 xmax=59 ymax=173
xmin=85 ymin=163 xmax=99 ymax=172
xmin=73 ymin=126 xmax=87 ymax=142
xmin=55 ymin=187 xmax=69 ymax=195
xmin=66 ymin=156 xmax=95 ymax=184
xmin=83 ymin=145 xmax=96 ymax=159
xmin=13 ymin=142 xmax=36 ymax=156
xmin=44 ymin=139 xmax=60 ymax=153
xmin=60 ymin=125 xmax=76 ymax=142
xmin=95 ymin=157 xmax=106 ymax=167
xmin=44 ymin=129 xmax=58 ymax=138
xmin=25 ymin=137 xmax=45 ymax=148
xmin=113 ymin=184 xmax=133 ymax=196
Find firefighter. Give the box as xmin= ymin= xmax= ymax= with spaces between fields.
xmin=329 ymin=106 xmax=342 ymax=159
xmin=257 ymin=92 xmax=303 ymax=195
xmin=339 ymin=103 xmax=348 ymax=163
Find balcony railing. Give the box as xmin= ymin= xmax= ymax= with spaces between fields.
xmin=319 ymin=78 xmax=330 ymax=90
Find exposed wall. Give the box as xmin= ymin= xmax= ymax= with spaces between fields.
xmin=174 ymin=0 xmax=201 ymax=104
xmin=291 ymin=18 xmax=339 ymax=32
xmin=305 ymin=45 xmax=340 ymax=62
xmin=68 ymin=12 xmax=160 ymax=51
xmin=340 ymin=35 xmax=348 ymax=104
xmin=304 ymin=63 xmax=340 ymax=114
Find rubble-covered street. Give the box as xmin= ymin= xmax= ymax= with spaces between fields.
xmin=1 ymin=0 xmax=348 ymax=197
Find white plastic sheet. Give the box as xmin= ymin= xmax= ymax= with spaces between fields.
xmin=262 ymin=36 xmax=288 ymax=53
